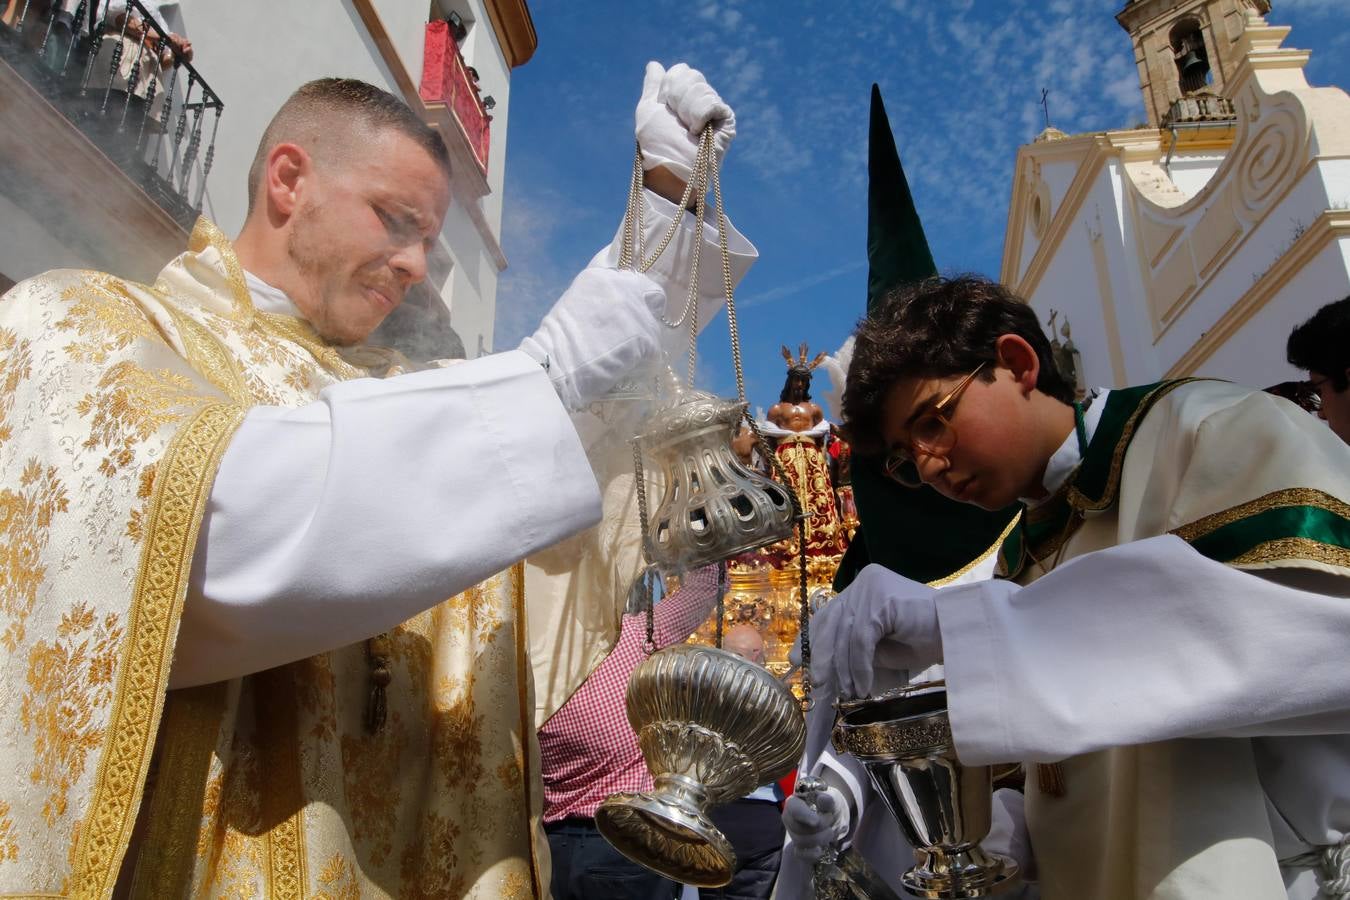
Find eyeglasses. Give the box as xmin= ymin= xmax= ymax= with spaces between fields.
xmin=883 ymin=362 xmax=988 ymax=488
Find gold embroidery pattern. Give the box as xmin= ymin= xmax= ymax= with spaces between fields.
xmin=257 ymin=312 xmax=364 ymax=382
xmin=124 ymin=464 xmax=157 ymax=546
xmin=313 ymin=854 xmax=361 ymax=900
xmin=1172 ymin=487 xmax=1350 ymax=539
xmin=188 ymin=218 xmax=252 ymax=322
xmin=499 ymin=869 xmax=531 ymax=899
xmin=448 ymin=582 xmax=505 ymax=644
xmin=75 ymin=362 xmax=210 ymax=476
xmin=56 ymin=280 xmax=159 ymax=366
xmin=0 ymin=460 xmax=68 ymax=652
xmin=399 ymin=811 xmax=466 ymax=900
xmin=256 ymin=668 xmax=307 ymax=900
xmin=1170 ymin=488 xmax=1350 ymax=570
xmin=1230 ymin=536 xmax=1350 ymax=569
xmin=433 ymin=673 xmax=487 ymax=788
xmin=0 ymin=801 xmax=19 ymax=863
xmin=72 ymin=402 xmax=244 ymax=898
xmin=0 ymin=327 xmax=33 ymax=442
xmin=129 ymin=683 xmax=227 ymax=898
xmin=159 ymin=303 xmax=249 ymax=404
xmin=339 ymin=726 xmax=402 ymax=867
xmin=197 ymin=742 xmax=267 ymax=897
xmin=23 ymin=603 xmax=124 ymax=826
xmin=1067 ymin=380 xmax=1202 ymax=511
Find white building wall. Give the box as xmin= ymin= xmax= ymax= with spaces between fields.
xmin=1006 ymin=17 xmax=1350 ymax=398
xmin=1023 ymin=150 xmax=1349 ymax=392
xmin=0 ymin=195 xmax=99 ymax=281
xmin=1200 ymin=239 xmax=1350 ymax=383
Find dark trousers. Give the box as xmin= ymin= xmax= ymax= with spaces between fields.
xmin=546 ymin=818 xmax=678 ymax=900
xmin=701 ymin=799 xmax=785 ymax=900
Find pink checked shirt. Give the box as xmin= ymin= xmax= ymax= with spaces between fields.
xmin=538 ymin=565 xmax=722 ymax=822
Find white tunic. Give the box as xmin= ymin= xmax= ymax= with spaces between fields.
xmin=780 ymin=383 xmax=1350 ymax=900
xmin=170 ymin=192 xmax=743 ymax=688
xmin=936 ymin=382 xmax=1350 ymax=900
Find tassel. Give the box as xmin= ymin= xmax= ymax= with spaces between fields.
xmin=364 ymin=633 xmax=392 ymax=734
xmin=1037 ymin=762 xmax=1066 ymax=798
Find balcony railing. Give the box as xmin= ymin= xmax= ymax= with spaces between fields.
xmin=1 ymin=0 xmax=224 ymax=229
xmin=420 ymin=20 xmax=490 ymax=175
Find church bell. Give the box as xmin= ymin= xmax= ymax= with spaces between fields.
xmin=1179 ymin=48 xmax=1207 ymax=82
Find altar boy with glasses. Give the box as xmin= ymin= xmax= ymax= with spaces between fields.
xmin=788 ymin=274 xmax=1350 ymax=900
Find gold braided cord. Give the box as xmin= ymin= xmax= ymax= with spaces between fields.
xmin=926 ymin=511 xmax=1024 ymax=588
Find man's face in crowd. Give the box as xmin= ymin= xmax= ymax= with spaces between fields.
xmin=287 ymin=129 xmax=451 ymax=345
xmin=1310 ymin=370 xmax=1350 ymax=444
xmin=879 ymin=357 xmax=1047 ymax=511
xmin=724 ymin=625 xmax=765 ymax=666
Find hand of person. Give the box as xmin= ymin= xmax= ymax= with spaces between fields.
xmin=169 ymin=33 xmax=193 ymax=63
xmin=808 ymin=564 xmax=942 ymax=698
xmin=634 ymin=61 xmax=736 ymax=185
xmin=783 ymin=786 xmax=849 ymax=864
xmin=518 ymin=267 xmax=667 ymax=412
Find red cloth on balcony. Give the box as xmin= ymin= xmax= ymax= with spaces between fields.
xmin=421 ymin=20 xmax=490 ymax=174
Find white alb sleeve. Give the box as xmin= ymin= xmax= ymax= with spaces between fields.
xmin=172 ymin=350 xmax=600 ymax=688
xmin=937 ymin=534 xmax=1350 ymax=765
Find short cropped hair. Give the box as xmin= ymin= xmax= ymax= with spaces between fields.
xmin=246 ymin=78 xmax=451 ymax=215
xmin=842 ymin=275 xmax=1075 ymax=455
xmin=1287 ymin=295 xmax=1350 ymax=392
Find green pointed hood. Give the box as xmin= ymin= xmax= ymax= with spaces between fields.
xmin=836 ymin=86 xmax=1020 ymax=590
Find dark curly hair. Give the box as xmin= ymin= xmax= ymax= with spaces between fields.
xmin=1287 ymin=295 xmax=1350 ymax=392
xmin=841 ymin=275 xmax=1074 ymax=455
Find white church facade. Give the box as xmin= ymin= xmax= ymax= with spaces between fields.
xmin=1001 ymin=0 xmax=1350 ymax=390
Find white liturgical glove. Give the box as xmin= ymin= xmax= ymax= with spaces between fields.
xmin=810 ymin=564 xmax=942 ymax=699
xmin=783 ymin=787 xmax=850 ymax=864
xmin=635 ymin=61 xmax=736 ymax=184
xmin=519 ymin=267 xmax=667 ymax=411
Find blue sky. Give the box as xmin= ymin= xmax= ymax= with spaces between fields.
xmin=494 ymin=0 xmax=1349 ymax=417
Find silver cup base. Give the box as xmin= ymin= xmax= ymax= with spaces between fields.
xmin=902 ymin=850 xmax=1021 ymax=899
xmin=594 ymin=790 xmax=736 ymax=888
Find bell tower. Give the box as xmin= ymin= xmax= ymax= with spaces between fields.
xmin=1116 ymin=0 xmax=1271 ymax=127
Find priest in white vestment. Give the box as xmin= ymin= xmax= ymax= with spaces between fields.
xmin=0 ymin=63 xmax=752 ymax=897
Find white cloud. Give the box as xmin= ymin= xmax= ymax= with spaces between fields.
xmin=737 ymin=260 xmax=866 ymax=308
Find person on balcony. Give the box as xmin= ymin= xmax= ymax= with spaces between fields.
xmin=88 ymin=0 xmax=192 ymax=119
xmin=0 ymin=62 xmax=755 ymax=897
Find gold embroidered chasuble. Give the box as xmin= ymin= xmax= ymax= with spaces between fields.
xmin=0 ymin=220 xmax=546 ymax=898
xmin=998 ymin=381 xmax=1350 ymax=900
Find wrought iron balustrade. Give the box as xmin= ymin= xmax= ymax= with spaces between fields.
xmin=1 ymin=0 xmax=223 ymax=228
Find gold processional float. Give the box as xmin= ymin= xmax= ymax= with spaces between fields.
xmin=591 ymin=122 xmax=1020 ymax=898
